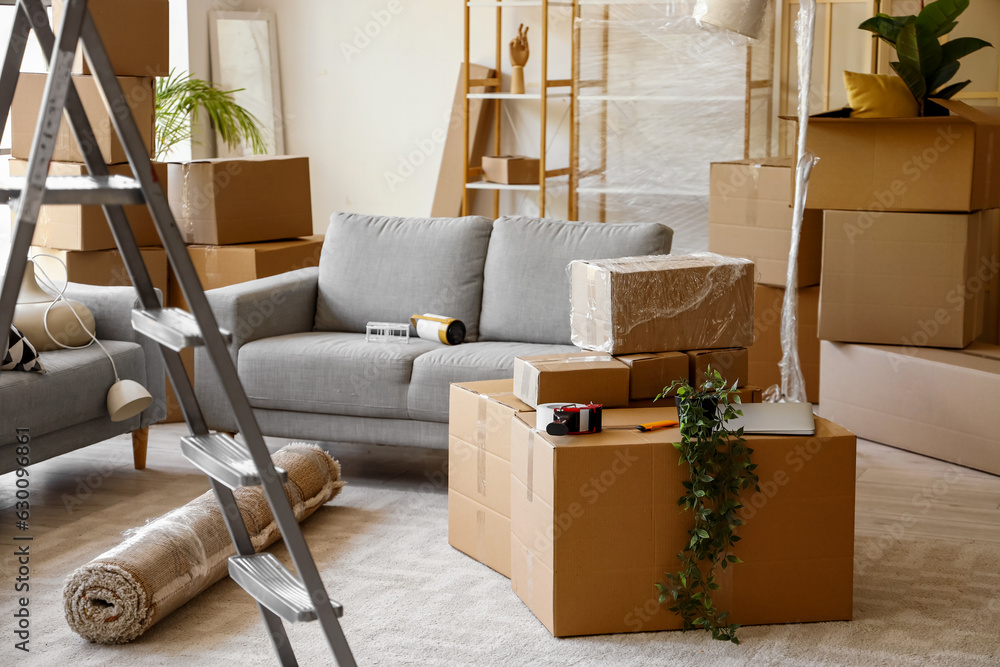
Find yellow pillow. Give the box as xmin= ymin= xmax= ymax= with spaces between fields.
xmin=843 ymin=71 xmax=920 ymax=118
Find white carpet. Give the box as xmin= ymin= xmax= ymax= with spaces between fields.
xmin=5 ymin=474 xmax=1000 ymax=666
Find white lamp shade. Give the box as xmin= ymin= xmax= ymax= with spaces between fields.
xmin=107 ymin=379 xmax=153 ymax=422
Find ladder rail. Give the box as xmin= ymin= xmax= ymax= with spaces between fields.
xmin=78 ymin=11 xmax=356 ymax=666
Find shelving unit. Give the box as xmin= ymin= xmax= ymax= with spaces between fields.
xmin=462 ymin=0 xmax=577 ymax=218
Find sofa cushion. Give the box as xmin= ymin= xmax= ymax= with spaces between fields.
xmin=238 ymin=332 xmax=440 ymax=419
xmin=3 ymin=325 xmax=45 ymax=372
xmin=478 ymin=216 xmax=673 ymax=345
xmin=406 ymin=341 xmax=579 ymax=423
xmin=0 ymin=341 xmax=145 ymax=443
xmin=314 ymin=212 xmax=494 ymax=340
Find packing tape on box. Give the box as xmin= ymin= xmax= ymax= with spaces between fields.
xmin=526 ymin=428 xmax=537 ymax=502
xmin=476 ymin=509 xmax=487 ymax=561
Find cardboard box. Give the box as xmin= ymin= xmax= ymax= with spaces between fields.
xmin=168 ymin=236 xmax=324 ymax=310
xmin=820 ymin=341 xmax=1000 ymax=475
xmin=9 ymin=160 xmax=166 ymax=250
xmin=708 ymin=158 xmax=822 ymax=287
xmin=748 ymin=284 xmax=820 ymax=403
xmin=510 ymin=408 xmax=856 ymax=637
xmin=513 ymin=352 xmax=630 ymax=409
xmin=799 ymin=101 xmax=1000 ymax=212
xmin=167 ymin=156 xmax=313 ymax=245
xmin=12 ymin=73 xmax=155 ymax=164
xmin=52 ymin=0 xmax=169 ymax=77
xmin=616 ymin=351 xmax=688 ymax=400
xmin=627 ymin=384 xmax=763 ymax=408
xmin=979 ymin=212 xmax=1000 ymax=345
xmin=570 ymin=254 xmax=755 ymax=355
xmin=29 ymin=246 xmax=167 ymax=299
xmin=820 ymin=209 xmax=992 ymax=349
xmin=448 ymin=380 xmax=535 ymax=577
xmin=482 ymin=155 xmax=540 ymax=185
xmin=686 ymin=347 xmax=749 ymax=386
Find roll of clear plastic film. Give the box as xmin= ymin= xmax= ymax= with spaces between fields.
xmin=693 ymin=0 xmax=769 ymax=39
xmin=411 ymin=314 xmax=466 ymax=345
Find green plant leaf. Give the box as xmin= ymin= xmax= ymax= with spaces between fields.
xmin=896 ymin=22 xmax=942 ymax=78
xmin=941 ymin=36 xmax=993 ymax=65
xmin=916 ymin=0 xmax=969 ymax=36
xmin=927 ymin=60 xmax=961 ymax=94
xmin=933 ymin=79 xmax=971 ymax=99
xmin=858 ymin=14 xmax=913 ymax=46
xmin=891 ymin=60 xmax=927 ymax=100
xmin=697 ymin=528 xmax=710 ymax=539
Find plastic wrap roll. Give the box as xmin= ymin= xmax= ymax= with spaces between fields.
xmin=62 ymin=443 xmax=344 ymax=644
xmin=693 ymin=0 xmax=770 ymax=39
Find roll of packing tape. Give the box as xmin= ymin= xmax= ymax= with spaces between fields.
xmin=537 ymin=403 xmax=564 ymax=428
xmin=411 ymin=313 xmax=466 ymax=345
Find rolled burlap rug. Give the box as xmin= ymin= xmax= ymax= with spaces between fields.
xmin=63 ymin=443 xmax=344 ymax=644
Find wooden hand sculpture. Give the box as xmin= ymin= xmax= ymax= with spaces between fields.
xmin=509 ymin=24 xmax=529 ymax=94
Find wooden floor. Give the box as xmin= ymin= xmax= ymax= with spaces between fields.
xmin=3 ymin=422 xmax=1000 ymax=548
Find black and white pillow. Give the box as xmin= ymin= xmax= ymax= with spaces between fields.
xmin=3 ymin=325 xmax=45 ymax=373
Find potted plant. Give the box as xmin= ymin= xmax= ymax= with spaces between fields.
xmin=859 ymin=0 xmax=992 ymax=115
xmin=654 ymin=367 xmax=759 ymax=643
xmin=154 ymin=69 xmax=268 ymax=160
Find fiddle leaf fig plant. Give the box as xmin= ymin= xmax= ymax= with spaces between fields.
xmin=859 ymin=0 xmax=992 ymax=115
xmin=654 ymin=367 xmax=759 ymax=643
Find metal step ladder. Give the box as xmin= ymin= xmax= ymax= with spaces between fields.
xmin=0 ymin=2 xmax=355 ymax=664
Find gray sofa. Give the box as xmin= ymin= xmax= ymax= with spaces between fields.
xmin=195 ymin=214 xmax=672 ymax=448
xmin=0 ymin=284 xmax=166 ymax=473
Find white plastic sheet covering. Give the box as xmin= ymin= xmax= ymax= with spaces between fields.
xmin=574 ymin=1 xmax=752 ymax=255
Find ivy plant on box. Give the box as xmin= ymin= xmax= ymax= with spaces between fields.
xmin=654 ymin=367 xmax=759 ymax=643
xmin=859 ymin=0 xmax=992 ymax=116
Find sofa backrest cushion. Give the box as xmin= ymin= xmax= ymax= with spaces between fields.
xmin=479 ymin=216 xmax=673 ymax=345
xmin=314 ymin=213 xmax=494 ymax=339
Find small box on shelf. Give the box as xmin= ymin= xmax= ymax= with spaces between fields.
xmin=482 ymin=155 xmax=540 ymax=185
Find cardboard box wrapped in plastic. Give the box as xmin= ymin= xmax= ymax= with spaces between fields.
xmin=448 ymin=379 xmax=535 ymax=577
xmin=509 ymin=407 xmax=856 ymax=637
xmin=570 ymin=254 xmax=755 ymax=355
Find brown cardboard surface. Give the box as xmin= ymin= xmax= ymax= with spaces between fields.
xmin=449 ymin=436 xmax=510 ymax=517
xmin=513 ymin=352 xmax=630 ymax=408
xmin=10 ymin=160 xmax=166 ymax=250
xmin=748 ymin=284 xmax=820 ymax=402
xmin=30 ymin=246 xmax=167 ymax=299
xmin=686 ymin=347 xmax=749 ymax=386
xmin=819 ymin=341 xmax=1000 ymax=475
xmin=708 ymin=159 xmax=822 ymax=287
xmin=167 ymin=156 xmax=313 ymax=245
xmin=570 ymin=255 xmax=755 ymax=355
xmin=52 ymin=0 xmax=169 ymax=77
xmin=12 ymin=74 xmax=155 ymax=163
xmin=979 ymin=210 xmax=1000 ymax=345
xmin=510 ymin=409 xmax=856 ymax=636
xmin=482 ymin=156 xmax=540 ymax=185
xmin=449 ymin=379 xmax=534 ymax=461
xmin=449 ymin=489 xmax=511 ymax=578
xmin=615 ymin=351 xmax=688 ymax=400
xmin=798 ymin=101 xmax=1000 ymax=212
xmin=820 ymin=210 xmax=992 ymax=349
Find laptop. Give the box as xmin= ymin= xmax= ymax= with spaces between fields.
xmin=726 ymin=402 xmax=815 ymax=436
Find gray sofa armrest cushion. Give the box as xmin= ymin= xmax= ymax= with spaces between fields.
xmin=62 ymin=283 xmax=166 ymax=428
xmin=196 ymin=267 xmax=319 ymax=432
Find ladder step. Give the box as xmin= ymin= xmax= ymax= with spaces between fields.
xmin=0 ymin=175 xmax=145 ymax=205
xmin=180 ymin=433 xmax=288 ymax=489
xmin=131 ymin=308 xmax=232 ymax=352
xmin=229 ymin=553 xmax=344 ymax=623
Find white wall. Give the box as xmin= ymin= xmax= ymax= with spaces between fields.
xmin=184 ymin=0 xmax=575 ymax=231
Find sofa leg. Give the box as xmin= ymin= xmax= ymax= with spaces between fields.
xmin=132 ymin=428 xmax=149 ymax=470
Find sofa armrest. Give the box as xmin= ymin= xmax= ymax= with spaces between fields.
xmin=62 ymin=283 xmax=167 ymax=428
xmin=195 ymin=267 xmax=319 ymax=432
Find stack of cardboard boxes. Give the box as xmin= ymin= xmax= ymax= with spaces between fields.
xmin=447 ymin=254 xmax=857 ymax=636
xmin=11 ymin=0 xmax=171 ymax=303
xmin=8 ymin=2 xmax=324 ymax=422
xmin=708 ymin=101 xmax=1000 ymax=475
xmin=801 ymin=102 xmax=1000 ymax=475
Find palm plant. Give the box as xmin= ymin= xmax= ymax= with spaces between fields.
xmin=859 ymin=0 xmax=992 ymax=115
xmin=155 ymin=69 xmax=268 ymax=160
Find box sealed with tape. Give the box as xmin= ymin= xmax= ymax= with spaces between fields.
xmin=448 ymin=379 xmax=535 ymax=577
xmin=570 ymin=253 xmax=755 ymax=355
xmin=513 ymin=352 xmax=630 ymax=409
